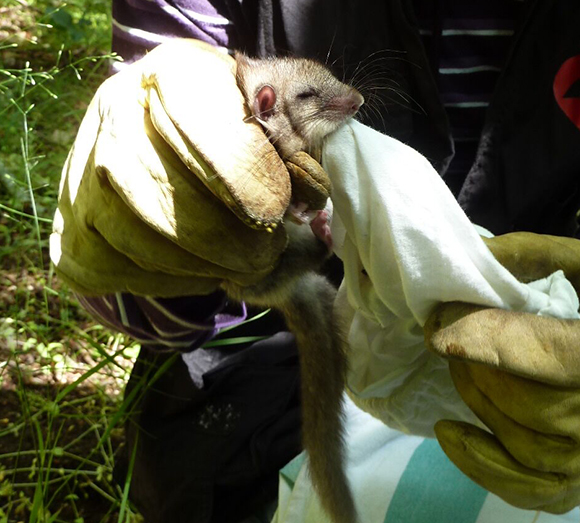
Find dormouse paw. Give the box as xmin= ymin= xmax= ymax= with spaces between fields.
xmin=287 ymin=201 xmax=318 ymax=225
xmin=310 ymin=210 xmax=333 ymax=251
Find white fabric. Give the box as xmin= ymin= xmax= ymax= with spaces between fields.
xmin=322 ymin=120 xmax=580 ymax=437
xmin=272 ymin=395 xmax=580 ymax=523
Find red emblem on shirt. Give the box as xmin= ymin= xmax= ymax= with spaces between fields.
xmin=554 ymin=55 xmax=580 ymax=130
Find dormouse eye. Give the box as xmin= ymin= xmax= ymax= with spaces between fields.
xmin=296 ymin=88 xmax=319 ymax=100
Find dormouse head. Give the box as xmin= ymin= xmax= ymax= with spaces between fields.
xmin=236 ymin=54 xmax=364 ymax=159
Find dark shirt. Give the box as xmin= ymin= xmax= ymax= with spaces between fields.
xmin=412 ymin=0 xmax=523 ymax=194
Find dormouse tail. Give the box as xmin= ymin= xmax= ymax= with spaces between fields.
xmin=281 ymin=272 xmax=357 ymax=523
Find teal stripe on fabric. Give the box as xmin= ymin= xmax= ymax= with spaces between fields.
xmin=384 ymin=439 xmax=488 ymax=523
xmin=279 ymin=452 xmax=306 ymax=490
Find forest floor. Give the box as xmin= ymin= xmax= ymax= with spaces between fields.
xmin=1 ymin=1 xmax=143 ymax=521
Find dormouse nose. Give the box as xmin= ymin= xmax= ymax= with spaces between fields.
xmin=349 ymin=91 xmax=364 ymax=113
xmin=332 ymin=90 xmax=364 ymax=116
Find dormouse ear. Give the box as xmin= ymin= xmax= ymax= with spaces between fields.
xmin=255 ymin=85 xmax=276 ymax=120
xmin=235 ymin=51 xmax=250 ymax=71
xmin=235 ymin=52 xmax=251 ymax=87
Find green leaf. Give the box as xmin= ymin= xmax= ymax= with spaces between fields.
xmin=203 ymin=336 xmax=270 ymax=348
xmin=117 ymin=432 xmax=139 ymax=523
xmin=46 ymin=8 xmax=74 ymax=30
xmin=28 ymin=483 xmax=43 ymax=523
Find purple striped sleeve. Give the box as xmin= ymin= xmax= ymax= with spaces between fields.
xmin=111 ymin=0 xmax=239 ymax=71
xmin=77 ymin=293 xmax=247 ymax=352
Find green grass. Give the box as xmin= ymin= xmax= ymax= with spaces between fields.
xmin=0 ymin=1 xmax=147 ymax=521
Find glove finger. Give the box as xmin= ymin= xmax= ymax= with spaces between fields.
xmin=462 ymin=360 xmax=580 ymax=438
xmin=434 ymin=420 xmax=580 ymax=513
xmin=147 ymin=39 xmax=291 ymax=229
xmin=284 ymin=152 xmax=332 ymax=211
xmin=482 ymin=232 xmax=580 ymax=294
xmin=425 ymin=302 xmax=580 ymax=387
xmin=450 ymin=360 xmax=580 ymax=475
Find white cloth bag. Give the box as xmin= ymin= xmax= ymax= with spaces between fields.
xmin=321 ymin=120 xmax=579 ymax=436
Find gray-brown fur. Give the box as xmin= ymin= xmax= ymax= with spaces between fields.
xmin=235 ymin=54 xmax=364 ymax=159
xmin=227 ymin=55 xmax=363 ymax=523
xmin=221 ymin=223 xmax=356 ymax=523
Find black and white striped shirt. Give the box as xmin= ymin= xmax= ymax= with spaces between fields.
xmin=412 ymin=0 xmax=524 ymax=193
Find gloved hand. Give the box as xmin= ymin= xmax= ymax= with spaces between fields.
xmin=424 ymin=231 xmax=580 ymax=513
xmin=50 ymin=39 xmax=331 ymax=297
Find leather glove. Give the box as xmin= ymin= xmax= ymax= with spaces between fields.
xmin=50 ymin=39 xmax=331 ymax=297
xmin=424 ymin=232 xmax=580 ymax=513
